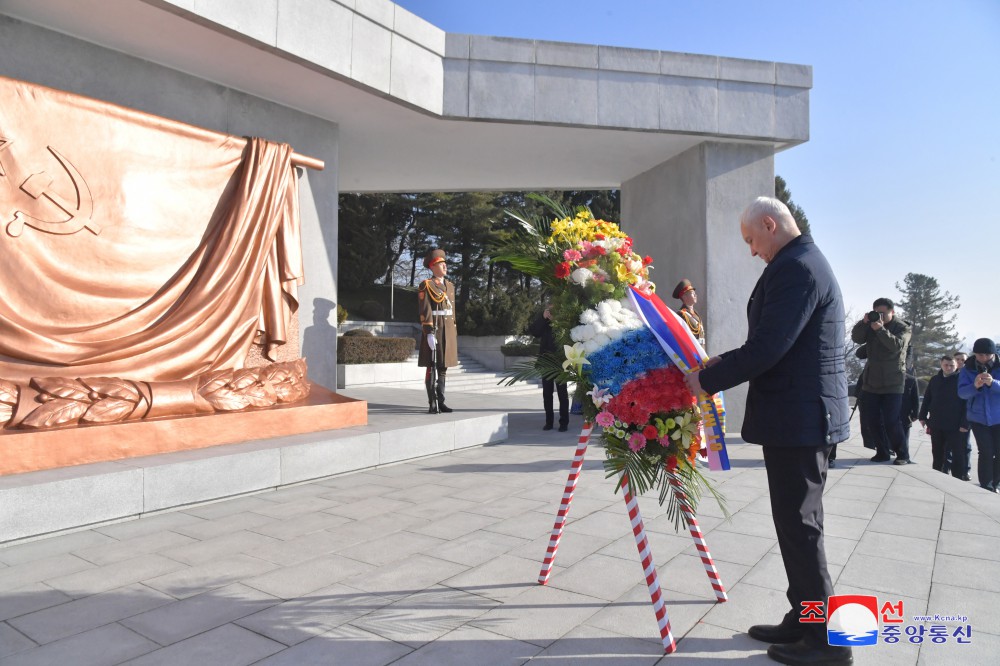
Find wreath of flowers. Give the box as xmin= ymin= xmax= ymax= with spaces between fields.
xmin=496 ymin=195 xmax=725 ymax=520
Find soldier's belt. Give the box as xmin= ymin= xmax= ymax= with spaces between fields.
xmin=431 ymin=309 xmax=453 ymax=316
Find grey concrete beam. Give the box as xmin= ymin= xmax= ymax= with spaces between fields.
xmin=442 ymin=58 xmax=470 ymax=116
xmin=597 ymin=71 xmax=661 ymax=129
xmin=393 ymin=3 xmax=445 ymax=56
xmin=718 ymin=81 xmax=775 ymax=138
xmin=351 ymin=14 xmax=392 ymax=93
xmin=275 ymin=0 xmax=353 ymax=78
xmin=719 ymin=56 xmax=775 ymax=84
xmin=194 ymin=0 xmax=278 ymax=46
xmin=599 ymin=45 xmax=660 ymax=74
xmin=469 ymin=61 xmax=534 ymax=121
xmin=660 ymin=52 xmax=719 ymax=79
xmin=537 ymin=40 xmax=599 ymax=69
xmin=470 ymin=35 xmax=535 ymax=64
xmin=354 ymin=0 xmax=394 ymax=30
xmin=776 ymin=62 xmax=812 ymax=88
xmin=535 ymin=65 xmax=598 ymax=125
xmin=391 ymin=33 xmax=444 ymax=113
xmin=445 ymin=32 xmax=470 ymax=59
xmin=658 ymin=75 xmax=719 ymax=134
xmin=775 ymin=85 xmax=810 ymax=141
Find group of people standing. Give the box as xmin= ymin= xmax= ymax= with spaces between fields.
xmin=921 ymin=339 xmax=1000 ymax=492
xmin=851 ymin=297 xmax=1000 ymax=492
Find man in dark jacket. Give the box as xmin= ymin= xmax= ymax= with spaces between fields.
xmin=900 ymin=374 xmax=920 ymax=456
xmin=852 ymin=299 xmax=912 ymax=463
xmin=919 ymin=355 xmax=969 ymax=475
xmin=686 ymin=197 xmax=851 ymax=666
xmin=527 ymin=304 xmax=569 ymax=431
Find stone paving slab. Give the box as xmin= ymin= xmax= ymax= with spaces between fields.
xmin=1 ymin=390 xmax=999 ymax=664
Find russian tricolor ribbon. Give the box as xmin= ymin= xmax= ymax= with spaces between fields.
xmin=628 ymin=287 xmax=730 ymax=471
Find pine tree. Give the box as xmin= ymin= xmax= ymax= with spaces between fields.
xmin=895 ymin=273 xmax=962 ymax=378
xmin=775 ymin=175 xmax=810 ymax=235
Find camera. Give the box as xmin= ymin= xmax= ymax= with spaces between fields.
xmin=977 ymin=362 xmax=990 ymax=374
xmin=866 ymin=311 xmax=882 ymax=323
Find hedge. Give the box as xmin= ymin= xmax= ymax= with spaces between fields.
xmin=501 ymin=342 xmax=540 ymax=357
xmin=337 ymin=336 xmax=415 ymax=364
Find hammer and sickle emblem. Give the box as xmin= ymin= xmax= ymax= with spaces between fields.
xmin=0 ymin=139 xmax=99 ymax=237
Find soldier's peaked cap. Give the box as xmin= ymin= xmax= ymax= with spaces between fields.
xmin=672 ymin=279 xmax=695 ymax=300
xmin=424 ymin=248 xmax=446 ymax=268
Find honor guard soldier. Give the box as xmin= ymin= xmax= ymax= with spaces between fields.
xmin=418 ymin=248 xmax=458 ymax=413
xmin=673 ymin=279 xmax=706 ymax=348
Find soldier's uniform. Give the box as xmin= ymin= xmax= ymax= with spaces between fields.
xmin=418 ymin=248 xmax=458 ymax=413
xmin=673 ymin=279 xmax=706 ymax=348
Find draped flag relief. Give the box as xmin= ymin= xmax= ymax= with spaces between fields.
xmin=0 ymin=75 xmax=303 ymax=383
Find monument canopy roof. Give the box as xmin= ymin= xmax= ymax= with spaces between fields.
xmin=5 ymin=0 xmax=808 ymax=193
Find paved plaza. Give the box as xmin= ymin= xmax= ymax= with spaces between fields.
xmin=1 ymin=389 xmax=998 ymax=665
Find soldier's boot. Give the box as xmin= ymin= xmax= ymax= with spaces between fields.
xmin=425 ymin=370 xmax=438 ymax=414
xmin=436 ymin=372 xmax=453 ymax=413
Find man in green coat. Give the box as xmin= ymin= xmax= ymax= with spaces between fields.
xmin=851 ymin=297 xmax=912 ymax=463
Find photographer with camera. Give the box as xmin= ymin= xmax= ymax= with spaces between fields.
xmin=851 ymin=298 xmax=912 ymax=464
xmin=957 ymin=338 xmax=1000 ymax=492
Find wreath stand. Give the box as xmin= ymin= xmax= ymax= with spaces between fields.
xmin=537 ymin=423 xmax=728 ymax=654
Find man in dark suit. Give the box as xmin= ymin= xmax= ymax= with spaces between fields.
xmin=686 ymin=197 xmax=851 ymax=666
xmin=527 ymin=303 xmax=569 ymax=431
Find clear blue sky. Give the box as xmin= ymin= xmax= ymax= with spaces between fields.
xmin=395 ymin=0 xmax=1000 ymax=346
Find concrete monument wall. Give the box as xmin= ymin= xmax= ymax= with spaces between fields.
xmin=0 ymin=15 xmax=341 ymax=390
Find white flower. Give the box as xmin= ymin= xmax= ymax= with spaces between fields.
xmin=569 ymin=267 xmax=593 ymax=286
xmin=570 ymin=323 xmax=596 ymax=343
xmin=562 ymin=344 xmax=590 ymax=373
xmin=587 ymin=386 xmax=612 ymax=407
xmin=571 ymin=298 xmax=643 ymax=352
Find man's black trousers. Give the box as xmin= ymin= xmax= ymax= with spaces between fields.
xmin=931 ymin=428 xmax=967 ymax=476
xmin=542 ymin=378 xmax=569 ymax=428
xmin=861 ymin=391 xmax=907 ymax=459
xmin=762 ymin=444 xmax=835 ymax=645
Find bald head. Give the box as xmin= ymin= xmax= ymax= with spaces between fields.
xmin=739 ymin=196 xmax=802 ymax=264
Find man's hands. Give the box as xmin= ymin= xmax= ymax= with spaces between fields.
xmin=684 ymin=356 xmax=721 ymax=395
xmin=975 ymin=372 xmax=993 ymax=389
xmin=863 ymin=313 xmax=884 ymax=331
xmin=426 ymin=333 xmax=437 ymax=351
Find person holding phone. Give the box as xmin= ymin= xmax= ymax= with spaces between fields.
xmin=958 ymin=338 xmax=1000 ymax=492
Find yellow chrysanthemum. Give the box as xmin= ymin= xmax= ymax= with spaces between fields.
xmin=546 ymin=210 xmax=629 ymax=247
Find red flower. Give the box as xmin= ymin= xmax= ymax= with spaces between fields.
xmin=605 ymin=367 xmax=696 ymax=427
xmin=643 ymin=255 xmax=654 ymax=265
xmin=642 ymin=425 xmax=658 ymax=440
xmin=593 ymin=246 xmax=607 ymax=256
xmin=666 ymin=455 xmax=679 ymax=471
xmin=555 ymin=262 xmax=571 ymax=279
xmin=594 ymin=233 xmax=605 ymax=240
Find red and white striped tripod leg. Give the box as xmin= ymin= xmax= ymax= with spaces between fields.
xmin=621 ymin=471 xmax=677 ymax=654
xmin=667 ymin=471 xmax=728 ymax=602
xmin=538 ymin=423 xmax=592 ymax=585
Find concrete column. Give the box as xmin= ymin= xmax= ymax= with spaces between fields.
xmin=621 ymin=142 xmax=774 ymax=431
